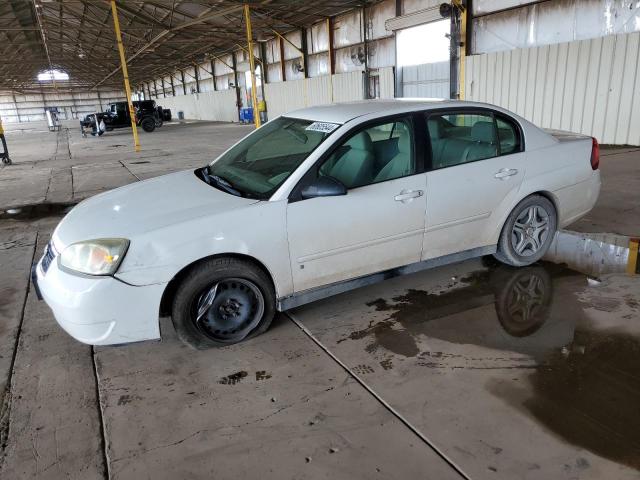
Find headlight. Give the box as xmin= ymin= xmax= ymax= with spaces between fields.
xmin=59 ymin=238 xmax=129 ymax=276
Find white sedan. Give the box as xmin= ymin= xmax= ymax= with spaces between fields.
xmin=33 ymin=100 xmax=601 ymax=347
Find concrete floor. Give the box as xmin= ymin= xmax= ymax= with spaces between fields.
xmin=0 ymin=122 xmax=638 ymax=479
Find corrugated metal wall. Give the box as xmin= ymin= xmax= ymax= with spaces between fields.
xmin=158 ymin=89 xmax=238 ymax=123
xmin=264 ymin=71 xmax=365 ymax=118
xmin=0 ymin=89 xmax=125 ymax=123
xmin=401 ymin=61 xmax=449 ymax=98
xmin=465 ymin=31 xmax=640 ymax=145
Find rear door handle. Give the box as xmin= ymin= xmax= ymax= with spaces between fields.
xmin=394 ymin=190 xmax=423 ymax=202
xmin=494 ymin=168 xmax=518 ymax=180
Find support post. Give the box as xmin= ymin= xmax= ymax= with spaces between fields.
xmin=211 ymin=59 xmax=217 ymax=91
xmin=260 ymin=42 xmax=268 ymax=84
xmin=194 ymin=64 xmax=200 ymax=93
xmin=278 ymin=36 xmax=286 ymax=82
xmin=244 ymin=4 xmax=261 ymax=128
xmin=110 ymin=0 xmax=140 ymax=152
xmin=452 ymin=0 xmax=467 ymax=100
xmin=459 ymin=2 xmax=467 ymax=100
xmin=362 ymin=7 xmax=369 ymax=99
xmin=170 ymin=75 xmax=175 ymax=96
xmin=161 ymin=76 xmax=167 ymax=97
xmin=327 ymin=17 xmax=334 ymax=75
xmin=301 ymin=28 xmax=309 ymax=78
xmin=180 ymin=70 xmax=186 ymax=95
xmin=232 ymin=52 xmax=241 ymax=121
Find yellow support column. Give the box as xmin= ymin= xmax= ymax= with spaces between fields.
xmin=453 ymin=0 xmax=467 ymax=100
xmin=110 ymin=0 xmax=140 ymax=152
xmin=244 ymin=4 xmax=261 ymax=128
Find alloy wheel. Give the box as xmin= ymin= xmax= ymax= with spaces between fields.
xmin=511 ymin=205 xmax=550 ymax=257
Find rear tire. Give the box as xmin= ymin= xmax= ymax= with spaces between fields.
xmin=494 ymin=195 xmax=557 ymax=267
xmin=141 ymin=117 xmax=156 ymax=132
xmin=171 ymin=257 xmax=276 ymax=349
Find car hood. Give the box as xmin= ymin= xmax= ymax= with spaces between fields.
xmin=52 ymin=169 xmax=259 ymax=250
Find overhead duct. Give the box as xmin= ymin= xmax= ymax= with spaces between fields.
xmin=385 ymin=6 xmax=444 ymax=31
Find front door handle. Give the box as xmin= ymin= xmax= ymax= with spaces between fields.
xmin=394 ymin=190 xmax=423 ymax=202
xmin=494 ymin=168 xmax=518 ymax=180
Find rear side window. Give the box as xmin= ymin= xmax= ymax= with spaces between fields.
xmin=426 ymin=112 xmax=498 ymax=170
xmin=496 ymin=116 xmax=520 ymax=155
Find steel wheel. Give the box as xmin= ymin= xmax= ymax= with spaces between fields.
xmin=511 ymin=205 xmax=550 ymax=257
xmin=193 ymin=277 xmax=265 ymax=344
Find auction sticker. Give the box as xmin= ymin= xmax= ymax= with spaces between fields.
xmin=305 ymin=122 xmax=340 ymax=133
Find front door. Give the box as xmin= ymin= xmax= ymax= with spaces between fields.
xmin=423 ymin=111 xmax=528 ymax=259
xmin=287 ymin=116 xmax=427 ymax=292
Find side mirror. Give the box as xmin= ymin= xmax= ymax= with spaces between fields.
xmin=301 ymin=176 xmax=347 ymax=199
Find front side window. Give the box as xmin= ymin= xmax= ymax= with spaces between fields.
xmin=207 ymin=117 xmax=336 ymax=199
xmin=318 ymin=118 xmax=415 ymax=189
xmin=427 ymin=112 xmax=498 ymax=170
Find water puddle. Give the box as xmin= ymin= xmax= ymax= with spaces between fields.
xmin=334 ymin=243 xmax=640 ymax=469
xmin=338 ymin=261 xmax=583 ymax=359
xmin=0 ymin=202 xmax=76 ymax=221
xmin=488 ymin=327 xmax=640 ymax=471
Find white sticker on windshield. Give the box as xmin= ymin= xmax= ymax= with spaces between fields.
xmin=305 ymin=122 xmax=340 ymax=133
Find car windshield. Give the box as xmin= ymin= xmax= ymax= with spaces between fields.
xmin=206 ymin=117 xmax=337 ymax=199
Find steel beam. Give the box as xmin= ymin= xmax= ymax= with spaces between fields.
xmin=244 ymin=4 xmax=261 ymax=128
xmin=110 ymin=0 xmax=140 ymax=152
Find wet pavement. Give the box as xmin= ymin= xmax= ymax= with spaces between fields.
xmin=291 ymin=257 xmax=640 ymax=479
xmin=0 ymin=121 xmax=639 ymax=479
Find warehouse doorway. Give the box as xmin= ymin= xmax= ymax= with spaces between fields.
xmin=396 ymin=19 xmax=450 ymax=98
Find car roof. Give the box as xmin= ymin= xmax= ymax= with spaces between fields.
xmin=284 ymin=99 xmax=507 ymax=124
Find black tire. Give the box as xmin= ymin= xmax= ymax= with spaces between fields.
xmin=494 ymin=195 xmax=557 ymax=267
xmin=141 ymin=117 xmax=156 ymax=132
xmin=2 ymin=157 xmax=11 ymax=165
xmin=171 ymin=257 xmax=276 ymax=349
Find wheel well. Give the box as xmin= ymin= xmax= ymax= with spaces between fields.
xmin=532 ymin=190 xmax=559 ymax=215
xmin=159 ymin=253 xmax=276 ymax=317
xmin=496 ymin=190 xmax=559 ymax=242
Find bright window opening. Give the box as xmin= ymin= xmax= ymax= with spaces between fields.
xmin=37 ymin=69 xmax=69 ymax=82
xmin=396 ymin=20 xmax=450 ymax=67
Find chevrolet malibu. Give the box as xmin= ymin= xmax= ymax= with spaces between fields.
xmin=33 ymin=100 xmax=601 ymax=348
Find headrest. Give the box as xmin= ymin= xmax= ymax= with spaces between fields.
xmin=471 ymin=121 xmax=495 ymax=143
xmin=346 ymin=131 xmax=373 ymax=150
xmin=397 ymin=130 xmax=411 ymax=154
xmin=427 ymin=119 xmax=442 ymax=140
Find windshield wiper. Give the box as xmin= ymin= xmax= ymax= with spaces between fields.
xmin=201 ymin=168 xmax=243 ymax=197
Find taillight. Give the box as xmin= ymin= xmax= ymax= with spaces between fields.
xmin=591 ymin=137 xmax=600 ymax=170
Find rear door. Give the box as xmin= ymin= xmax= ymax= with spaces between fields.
xmin=286 ymin=115 xmax=427 ymax=292
xmin=422 ymin=110 xmax=528 ymax=259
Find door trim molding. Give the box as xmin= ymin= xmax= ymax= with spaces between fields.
xmin=425 ymin=212 xmax=491 ymax=233
xmin=296 ymin=228 xmax=425 ymax=263
xmin=278 ymin=244 xmax=497 ymax=311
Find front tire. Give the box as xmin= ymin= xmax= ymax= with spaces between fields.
xmin=141 ymin=117 xmax=156 ymax=132
xmin=494 ymin=195 xmax=557 ymax=267
xmin=171 ymin=258 xmax=276 ymax=349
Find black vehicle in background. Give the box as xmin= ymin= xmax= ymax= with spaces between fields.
xmin=80 ymin=100 xmax=171 ymax=136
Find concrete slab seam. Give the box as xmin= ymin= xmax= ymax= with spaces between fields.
xmin=0 ymin=233 xmax=38 ymax=473
xmin=91 ymin=347 xmax=111 ymax=480
xmin=285 ymin=312 xmax=472 ymax=480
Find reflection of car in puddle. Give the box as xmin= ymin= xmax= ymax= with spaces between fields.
xmin=341 ymin=262 xmax=584 ymax=360
xmin=342 ymin=261 xmax=640 ymax=471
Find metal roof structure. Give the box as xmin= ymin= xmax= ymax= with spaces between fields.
xmin=1 ymin=0 xmax=368 ymax=92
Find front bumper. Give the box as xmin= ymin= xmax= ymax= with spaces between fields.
xmin=33 ymin=249 xmax=166 ymax=346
